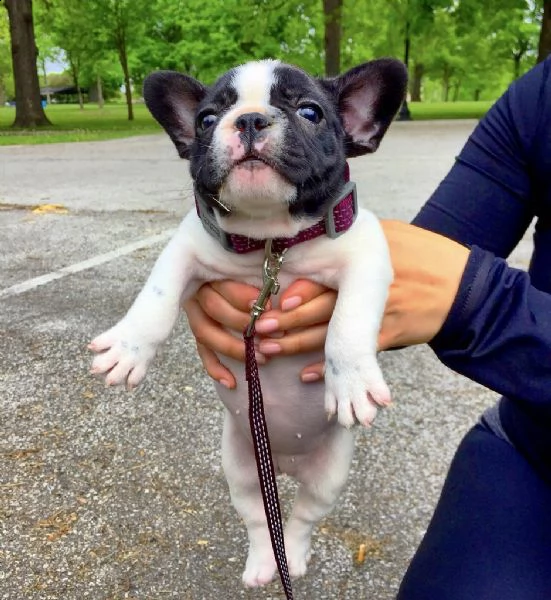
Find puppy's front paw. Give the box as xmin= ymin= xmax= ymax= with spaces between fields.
xmin=324 ymin=355 xmax=391 ymax=428
xmin=88 ymin=320 xmax=157 ymax=389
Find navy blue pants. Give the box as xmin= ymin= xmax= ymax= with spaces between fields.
xmin=396 ymin=423 xmax=551 ymax=600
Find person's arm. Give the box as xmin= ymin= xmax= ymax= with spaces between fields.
xmin=430 ymin=245 xmax=551 ymax=408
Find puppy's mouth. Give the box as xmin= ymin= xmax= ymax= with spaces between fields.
xmin=233 ymin=153 xmax=274 ymax=170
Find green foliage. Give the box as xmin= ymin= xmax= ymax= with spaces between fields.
xmin=25 ymin=0 xmax=546 ymax=108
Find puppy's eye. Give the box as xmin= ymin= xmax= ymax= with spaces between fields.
xmin=198 ymin=113 xmax=218 ymax=131
xmin=297 ymin=104 xmax=323 ymax=124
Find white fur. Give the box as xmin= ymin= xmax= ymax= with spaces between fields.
xmin=90 ymin=209 xmax=391 ymax=585
xmin=90 ymin=59 xmax=392 ymax=587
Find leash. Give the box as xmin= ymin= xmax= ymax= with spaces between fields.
xmin=243 ymin=240 xmax=294 ymax=599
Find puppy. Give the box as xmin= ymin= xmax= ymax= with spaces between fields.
xmin=89 ymin=58 xmax=407 ymax=587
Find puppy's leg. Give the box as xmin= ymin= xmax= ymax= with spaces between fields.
xmin=324 ymin=215 xmax=393 ymax=428
xmin=89 ymin=214 xmax=200 ymax=388
xmin=221 ymin=412 xmax=276 ymax=587
xmin=284 ymin=426 xmax=355 ymax=578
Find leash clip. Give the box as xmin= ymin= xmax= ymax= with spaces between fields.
xmin=245 ymin=240 xmax=286 ymax=337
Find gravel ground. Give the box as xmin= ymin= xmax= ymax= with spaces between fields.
xmin=0 ymin=121 xmax=532 ymax=600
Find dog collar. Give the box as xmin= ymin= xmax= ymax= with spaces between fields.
xmin=194 ymin=165 xmax=358 ymax=254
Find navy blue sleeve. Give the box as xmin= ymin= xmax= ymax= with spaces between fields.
xmin=430 ymin=246 xmax=551 ymax=409
xmin=413 ymin=57 xmax=550 ymax=257
xmin=409 ymin=57 xmax=551 ymax=407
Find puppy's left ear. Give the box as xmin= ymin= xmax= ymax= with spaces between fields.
xmin=322 ymin=59 xmax=408 ymax=157
xmin=143 ymin=71 xmax=207 ymax=159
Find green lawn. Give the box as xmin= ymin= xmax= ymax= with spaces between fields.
xmin=0 ymin=100 xmax=493 ymax=146
xmin=0 ymin=103 xmax=161 ymax=145
xmin=409 ymin=100 xmax=493 ymax=120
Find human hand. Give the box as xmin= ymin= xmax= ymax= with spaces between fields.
xmin=272 ymin=221 xmax=468 ymax=380
xmin=185 ymin=220 xmax=469 ymax=386
xmin=183 ymin=279 xmax=334 ymax=388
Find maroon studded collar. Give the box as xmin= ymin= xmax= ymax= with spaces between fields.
xmin=195 ymin=164 xmax=358 ymax=254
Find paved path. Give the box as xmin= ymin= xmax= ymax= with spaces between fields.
xmin=0 ymin=122 xmax=531 ymax=600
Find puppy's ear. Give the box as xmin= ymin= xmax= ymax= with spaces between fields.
xmin=321 ymin=59 xmax=407 ymax=157
xmin=143 ymin=71 xmax=207 ymax=159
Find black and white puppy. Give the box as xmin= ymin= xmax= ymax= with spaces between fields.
xmin=90 ymin=58 xmax=407 ymax=587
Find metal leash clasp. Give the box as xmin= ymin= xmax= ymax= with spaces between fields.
xmin=245 ymin=240 xmax=286 ymax=337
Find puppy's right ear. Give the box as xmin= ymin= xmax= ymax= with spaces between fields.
xmin=143 ymin=71 xmax=207 ymax=159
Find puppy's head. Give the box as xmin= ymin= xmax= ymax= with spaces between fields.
xmin=144 ymin=59 xmax=406 ymax=235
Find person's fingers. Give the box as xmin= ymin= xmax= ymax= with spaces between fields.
xmin=258 ymin=323 xmax=327 ymax=356
xmin=210 ymin=280 xmax=263 ymax=312
xmin=278 ymin=279 xmax=331 ymax=312
xmin=196 ymin=342 xmax=237 ymax=389
xmin=194 ymin=284 xmax=254 ymax=332
xmin=256 ymin=290 xmax=337 ymax=334
xmin=184 ymin=297 xmax=246 ymax=361
xmin=300 ymin=361 xmax=325 ymax=383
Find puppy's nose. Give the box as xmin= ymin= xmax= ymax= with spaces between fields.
xmin=235 ymin=112 xmax=272 ymax=141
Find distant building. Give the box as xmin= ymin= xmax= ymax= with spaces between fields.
xmin=40 ymin=85 xmax=88 ymax=104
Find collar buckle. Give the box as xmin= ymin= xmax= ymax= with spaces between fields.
xmin=324 ymin=181 xmax=358 ymax=239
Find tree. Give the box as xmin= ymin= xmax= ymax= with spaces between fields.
xmin=538 ymin=0 xmax=551 ymax=61
xmin=88 ymin=0 xmax=155 ymax=120
xmin=3 ymin=0 xmax=50 ymax=126
xmin=323 ymin=0 xmax=342 ymax=75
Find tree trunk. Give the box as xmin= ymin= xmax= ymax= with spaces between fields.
xmin=4 ymin=0 xmax=51 ymax=127
xmin=513 ymin=54 xmax=521 ymax=80
xmin=323 ymin=0 xmax=342 ymax=76
xmin=538 ymin=0 xmax=551 ymax=62
xmin=114 ymin=24 xmax=133 ymax=120
xmin=69 ymin=59 xmax=84 ymax=109
xmin=397 ymin=18 xmax=412 ymax=120
xmin=442 ymin=65 xmax=451 ymax=102
xmin=452 ymin=81 xmax=461 ymax=102
xmin=96 ymin=73 xmax=104 ymax=109
xmin=120 ymin=47 xmax=133 ymax=120
xmin=411 ymin=62 xmax=424 ymax=101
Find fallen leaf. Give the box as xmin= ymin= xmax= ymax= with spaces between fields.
xmin=32 ymin=204 xmax=69 ymax=215
xmin=356 ymin=543 xmax=367 ymax=564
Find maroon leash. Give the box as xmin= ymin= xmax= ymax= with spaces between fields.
xmin=244 ymin=242 xmax=294 ymax=599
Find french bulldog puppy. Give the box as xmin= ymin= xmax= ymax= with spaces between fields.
xmin=89 ymin=58 xmax=407 ymax=587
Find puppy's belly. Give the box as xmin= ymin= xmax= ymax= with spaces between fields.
xmin=215 ymin=352 xmax=336 ymax=456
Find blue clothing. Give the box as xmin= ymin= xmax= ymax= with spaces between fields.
xmin=397 ymin=56 xmax=551 ymax=599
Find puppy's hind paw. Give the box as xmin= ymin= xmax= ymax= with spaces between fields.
xmin=286 ymin=542 xmax=311 ymax=579
xmin=242 ymin=553 xmax=276 ymax=588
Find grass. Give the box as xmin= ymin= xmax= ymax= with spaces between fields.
xmin=0 ymin=99 xmax=493 ymax=146
xmin=408 ymin=100 xmax=493 ymax=120
xmin=0 ymin=103 xmax=161 ymax=146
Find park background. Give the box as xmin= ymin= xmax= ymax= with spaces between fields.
xmin=1 ymin=0 xmax=551 ymax=146
xmin=1 ymin=2 xmax=551 ymax=600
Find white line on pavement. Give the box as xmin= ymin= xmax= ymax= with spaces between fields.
xmin=0 ymin=229 xmax=177 ymax=299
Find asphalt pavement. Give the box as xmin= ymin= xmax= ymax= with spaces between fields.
xmin=0 ymin=121 xmax=533 ymax=600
